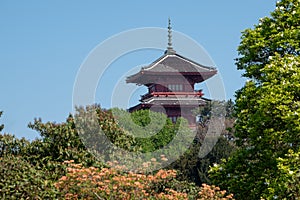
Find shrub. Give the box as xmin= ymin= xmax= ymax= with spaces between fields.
xmin=55 ymin=160 xmax=234 ymax=199
xmin=0 ymin=134 xmax=29 ymax=157
xmin=0 ymin=155 xmax=60 ymax=199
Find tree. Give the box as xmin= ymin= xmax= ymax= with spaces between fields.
xmin=210 ymin=0 xmax=300 ymax=199
xmin=0 ymin=111 xmax=4 ymax=132
xmin=169 ymin=136 xmax=236 ymax=185
xmin=0 ymin=134 xmax=29 ymax=157
xmin=27 ymin=114 xmax=99 ymax=167
xmin=75 ymin=105 xmax=196 ymax=171
xmin=225 ymin=99 xmax=235 ymax=118
xmin=0 ymin=155 xmax=60 ymax=199
xmin=0 ymin=111 xmax=30 ymax=159
xmin=111 ymin=108 xmax=177 ymax=152
xmin=168 ymin=100 xmax=236 ymax=185
xmin=236 ymin=0 xmax=300 ymax=81
xmin=268 ymin=149 xmax=300 ymax=199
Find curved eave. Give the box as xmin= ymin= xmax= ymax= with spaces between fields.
xmin=126 ymin=70 xmax=217 ymax=84
xmin=128 ymin=96 xmax=209 ymax=112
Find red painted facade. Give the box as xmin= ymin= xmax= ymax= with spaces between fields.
xmin=126 ymin=50 xmax=217 ymax=126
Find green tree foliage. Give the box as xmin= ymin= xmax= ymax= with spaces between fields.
xmin=168 ymin=100 xmax=236 ymax=185
xmin=194 ymin=100 xmax=235 ymax=141
xmin=0 ymin=134 xmax=29 ymax=157
xmin=170 ymin=137 xmax=236 ymax=185
xmin=0 ymin=155 xmax=61 ymax=199
xmin=225 ymin=99 xmax=235 ymax=118
xmin=236 ymin=0 xmax=300 ymax=80
xmin=75 ymin=105 xmax=194 ymax=169
xmin=0 ymin=104 xmax=234 ymax=198
xmin=74 ymin=105 xmax=140 ymax=156
xmin=0 ymin=113 xmax=61 ymax=198
xmin=112 ymin=108 xmax=177 ymax=152
xmin=27 ymin=114 xmax=99 ymax=167
xmin=210 ymin=1 xmax=300 ymax=198
xmin=268 ymin=149 xmax=300 ymax=199
xmin=0 ymin=106 xmax=145 ymax=198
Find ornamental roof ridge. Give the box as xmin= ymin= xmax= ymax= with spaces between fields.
xmin=141 ymin=52 xmax=216 ymax=73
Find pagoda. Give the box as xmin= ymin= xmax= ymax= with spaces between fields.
xmin=126 ymin=20 xmax=217 ymax=126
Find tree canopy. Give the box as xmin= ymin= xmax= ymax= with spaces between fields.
xmin=236 ymin=0 xmax=300 ymax=81
xmin=210 ymin=0 xmax=300 ymax=199
xmin=0 ymin=105 xmax=235 ymax=199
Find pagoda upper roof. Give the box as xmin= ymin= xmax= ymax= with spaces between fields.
xmin=126 ymin=51 xmax=217 ymax=84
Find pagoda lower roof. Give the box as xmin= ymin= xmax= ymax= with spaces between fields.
xmin=141 ymin=96 xmax=207 ymax=105
xmin=128 ymin=96 xmax=207 ymax=112
xmin=141 ymin=91 xmax=203 ymax=100
xmin=126 ymin=52 xmax=217 ymax=84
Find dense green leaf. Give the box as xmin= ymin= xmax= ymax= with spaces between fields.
xmin=210 ymin=1 xmax=300 ymax=199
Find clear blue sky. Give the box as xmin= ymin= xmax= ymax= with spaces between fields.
xmin=0 ymin=1 xmax=276 ymax=139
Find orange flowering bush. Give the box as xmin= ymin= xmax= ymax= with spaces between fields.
xmin=198 ymin=184 xmax=234 ymax=200
xmin=55 ymin=160 xmax=234 ymax=200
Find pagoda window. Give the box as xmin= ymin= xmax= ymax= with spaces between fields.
xmin=168 ymin=84 xmax=183 ymax=92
